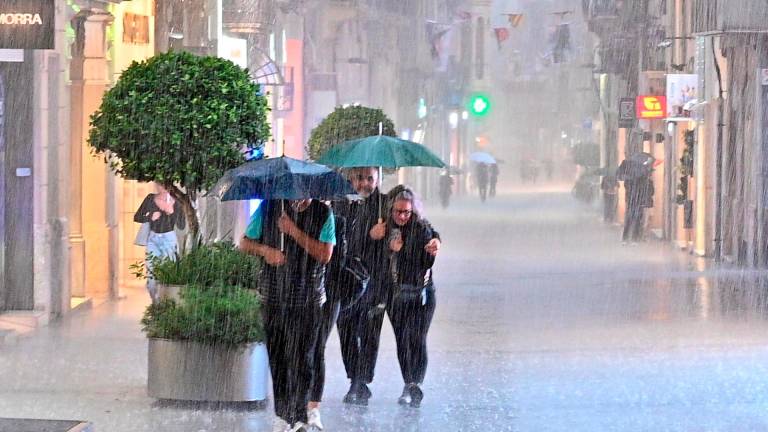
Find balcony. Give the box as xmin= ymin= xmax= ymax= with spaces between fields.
xmin=693 ymin=0 xmax=768 ymax=35
xmin=222 ymin=0 xmax=276 ymax=34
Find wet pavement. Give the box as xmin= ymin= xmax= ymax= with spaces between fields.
xmin=3 ymin=187 xmax=768 ymax=431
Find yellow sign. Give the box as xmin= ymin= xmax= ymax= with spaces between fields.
xmin=636 ymin=95 xmax=667 ymax=119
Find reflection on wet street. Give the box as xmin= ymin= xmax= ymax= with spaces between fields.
xmin=3 ymin=189 xmax=768 ymax=431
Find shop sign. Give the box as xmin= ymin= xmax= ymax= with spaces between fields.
xmin=0 ymin=0 xmax=54 ymax=50
xmin=635 ymin=95 xmax=667 ymax=119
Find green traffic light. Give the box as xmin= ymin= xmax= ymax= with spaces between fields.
xmin=469 ymin=94 xmax=490 ymax=117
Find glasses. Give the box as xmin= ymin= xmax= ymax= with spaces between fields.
xmin=355 ymin=175 xmax=376 ymax=182
xmin=393 ymin=209 xmax=413 ymax=217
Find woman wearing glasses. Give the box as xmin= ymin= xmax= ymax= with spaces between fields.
xmin=385 ymin=186 xmax=439 ymax=408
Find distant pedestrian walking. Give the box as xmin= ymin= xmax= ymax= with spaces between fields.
xmin=621 ymin=175 xmax=653 ymax=244
xmin=489 ymin=164 xmax=499 ymax=198
xmin=601 ymin=174 xmax=619 ymax=224
xmin=476 ymin=163 xmax=490 ymax=202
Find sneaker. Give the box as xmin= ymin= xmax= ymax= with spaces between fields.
xmin=342 ymin=382 xmax=357 ymax=404
xmin=357 ymin=383 xmax=372 ymax=400
xmin=354 ymin=382 xmax=371 ymax=405
xmin=397 ymin=385 xmax=411 ymax=405
xmin=273 ymin=418 xmax=290 ymax=432
xmin=307 ymin=408 xmax=324 ymax=430
xmin=409 ymin=384 xmax=424 ymax=408
xmin=288 ymin=422 xmax=308 ymax=432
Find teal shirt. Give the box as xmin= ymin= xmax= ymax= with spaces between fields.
xmin=245 ymin=202 xmax=336 ymax=244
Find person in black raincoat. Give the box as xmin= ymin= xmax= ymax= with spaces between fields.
xmin=384 ymin=186 xmax=439 ymax=408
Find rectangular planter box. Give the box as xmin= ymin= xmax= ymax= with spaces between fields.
xmin=147 ymin=338 xmax=268 ymax=402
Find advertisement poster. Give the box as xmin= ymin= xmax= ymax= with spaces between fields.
xmin=666 ymin=74 xmax=698 ymax=119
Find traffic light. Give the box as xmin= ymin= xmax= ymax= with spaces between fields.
xmin=468 ymin=93 xmax=491 ymax=117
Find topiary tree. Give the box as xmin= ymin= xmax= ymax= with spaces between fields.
xmin=88 ymin=51 xmax=270 ymax=240
xmin=308 ymin=105 xmax=396 ymax=160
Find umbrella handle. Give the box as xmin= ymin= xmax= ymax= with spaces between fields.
xmin=280 ymin=200 xmax=285 ymax=252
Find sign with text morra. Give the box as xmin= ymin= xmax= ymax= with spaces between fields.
xmin=0 ymin=0 xmax=54 ymax=50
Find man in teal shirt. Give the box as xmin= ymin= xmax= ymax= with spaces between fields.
xmin=240 ymin=199 xmax=335 ymax=432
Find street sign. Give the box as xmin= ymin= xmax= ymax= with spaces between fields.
xmin=619 ymin=98 xmax=635 ymax=128
xmin=0 ymin=0 xmax=54 ymax=50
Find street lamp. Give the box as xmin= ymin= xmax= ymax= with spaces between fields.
xmin=448 ymin=112 xmax=459 ymax=129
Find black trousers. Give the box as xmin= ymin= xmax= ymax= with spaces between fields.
xmin=337 ymin=291 xmax=386 ymax=385
xmin=387 ymin=288 xmax=436 ymax=384
xmin=309 ymin=299 xmax=341 ymax=402
xmin=264 ymin=303 xmax=321 ymax=424
xmin=603 ymin=193 xmax=617 ymax=223
xmin=478 ymin=183 xmax=488 ymax=202
xmin=622 ymin=205 xmax=645 ymax=241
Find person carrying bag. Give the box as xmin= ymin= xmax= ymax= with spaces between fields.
xmin=384 ymin=186 xmax=439 ymax=409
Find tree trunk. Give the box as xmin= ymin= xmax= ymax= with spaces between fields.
xmin=168 ymin=185 xmax=200 ymax=248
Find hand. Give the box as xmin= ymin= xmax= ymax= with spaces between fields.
xmin=369 ymin=220 xmax=386 ymax=240
xmin=151 ymin=211 xmax=162 ymax=221
xmin=278 ymin=213 xmax=298 ymax=237
xmin=389 ymin=237 xmax=404 ymax=252
xmin=425 ymin=238 xmax=441 ymax=256
xmin=264 ymin=247 xmax=286 ymax=266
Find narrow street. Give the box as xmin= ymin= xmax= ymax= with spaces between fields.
xmin=3 ymin=188 xmax=768 ymax=431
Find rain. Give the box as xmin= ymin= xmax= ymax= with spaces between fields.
xmin=1 ymin=0 xmax=768 ymax=431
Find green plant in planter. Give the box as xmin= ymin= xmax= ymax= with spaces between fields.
xmin=88 ymin=50 xmax=271 ymax=240
xmin=132 ymin=241 xmax=261 ymax=290
xmin=307 ymin=105 xmax=396 ymax=160
xmin=142 ymin=283 xmax=264 ymax=345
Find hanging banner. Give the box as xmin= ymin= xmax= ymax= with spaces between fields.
xmin=0 ymin=0 xmax=54 ymax=50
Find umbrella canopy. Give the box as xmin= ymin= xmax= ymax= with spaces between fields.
xmin=617 ymin=152 xmax=655 ymax=182
xmin=316 ymin=135 xmax=445 ymax=169
xmin=208 ymin=156 xmax=356 ymax=201
xmin=469 ymin=152 xmax=497 ymax=164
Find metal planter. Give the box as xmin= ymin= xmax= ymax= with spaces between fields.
xmin=147 ymin=338 xmax=269 ymax=402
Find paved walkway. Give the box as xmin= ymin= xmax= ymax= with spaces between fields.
xmin=3 ymin=188 xmax=768 ymax=431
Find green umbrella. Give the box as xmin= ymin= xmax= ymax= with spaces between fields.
xmin=316 ymin=135 xmax=446 ymax=169
xmin=317 ymin=133 xmax=446 ymax=220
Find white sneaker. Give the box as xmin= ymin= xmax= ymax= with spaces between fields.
xmin=307 ymin=408 xmax=324 ymax=430
xmin=288 ymin=421 xmax=308 ymax=432
xmin=273 ymin=417 xmax=290 ymax=432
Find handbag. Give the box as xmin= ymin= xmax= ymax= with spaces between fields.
xmin=134 ymin=222 xmax=151 ymax=246
xmin=391 ymin=252 xmax=431 ymax=305
xmin=328 ymin=256 xmax=370 ymax=310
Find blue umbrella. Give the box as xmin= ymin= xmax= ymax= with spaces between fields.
xmin=469 ymin=152 xmax=497 ymax=164
xmin=208 ymin=156 xmax=356 ymax=201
